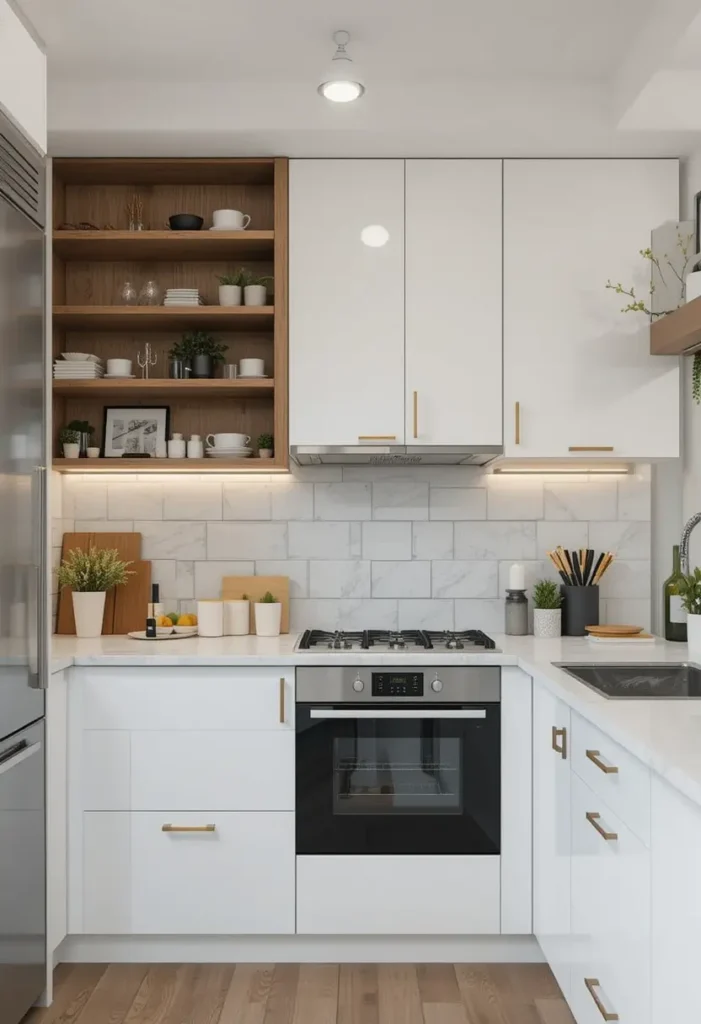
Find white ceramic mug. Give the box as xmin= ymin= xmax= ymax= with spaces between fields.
xmin=239 ymin=358 xmax=265 ymax=377
xmin=106 ymin=358 xmax=132 ymax=376
xmin=212 ymin=209 xmax=251 ymax=230
xmin=206 ymin=432 xmax=251 ymax=448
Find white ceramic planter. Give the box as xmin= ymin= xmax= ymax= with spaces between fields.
xmin=687 ymin=613 xmax=701 ymax=656
xmin=244 ymin=284 xmax=268 ymax=307
xmin=223 ymin=600 xmax=249 ymax=636
xmin=72 ymin=591 xmax=106 ymax=638
xmin=219 ymin=284 xmax=242 ymax=306
xmin=63 ymin=442 xmax=80 ymax=458
xmin=687 ymin=271 xmax=701 ymax=303
xmin=533 ymin=608 xmax=561 ymax=639
xmin=258 ymin=448 xmax=273 ymax=459
xmin=255 ymin=602 xmax=282 ymax=637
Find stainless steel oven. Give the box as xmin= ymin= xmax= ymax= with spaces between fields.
xmin=295 ymin=666 xmax=500 ymax=855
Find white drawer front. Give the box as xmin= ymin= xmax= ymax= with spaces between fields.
xmin=81 ymin=730 xmax=295 ymax=810
xmin=297 ymin=855 xmax=500 ymax=935
xmin=81 ymin=811 xmax=295 ymax=935
xmin=571 ymin=712 xmax=650 ymax=846
xmin=78 ymin=668 xmax=294 ymax=731
xmin=570 ymin=773 xmax=650 ymax=1024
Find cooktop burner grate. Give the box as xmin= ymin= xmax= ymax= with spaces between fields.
xmin=297 ymin=628 xmax=497 ymax=651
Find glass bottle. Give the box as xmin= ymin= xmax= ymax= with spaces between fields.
xmin=664 ymin=544 xmax=687 ymax=642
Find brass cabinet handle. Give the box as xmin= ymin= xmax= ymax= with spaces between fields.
xmin=515 ymin=402 xmax=521 ymax=445
xmin=413 ymin=391 xmax=418 ymax=439
xmin=358 ymin=435 xmax=396 ymax=441
xmin=568 ymin=446 xmax=614 ymax=452
xmin=162 ymin=824 xmax=216 ymax=833
xmin=586 ymin=812 xmax=618 ymax=842
xmin=279 ymin=677 xmax=285 ymax=724
xmin=586 ymin=749 xmax=619 ymax=774
xmin=584 ymin=979 xmax=619 ymax=1021
xmin=551 ymin=725 xmax=567 ymax=759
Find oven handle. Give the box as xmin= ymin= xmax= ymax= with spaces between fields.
xmin=308 ymin=709 xmax=487 ymax=720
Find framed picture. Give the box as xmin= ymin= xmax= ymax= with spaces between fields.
xmin=102 ymin=406 xmax=170 ymax=458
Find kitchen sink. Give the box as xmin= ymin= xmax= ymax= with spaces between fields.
xmin=556 ymin=663 xmax=701 ymax=699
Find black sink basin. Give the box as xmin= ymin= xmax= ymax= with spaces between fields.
xmin=556 ymin=663 xmax=701 ymax=699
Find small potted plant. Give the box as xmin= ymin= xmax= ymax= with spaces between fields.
xmin=57 ymin=547 xmax=134 ymax=638
xmin=238 ymin=267 xmax=273 ymax=307
xmin=257 ymin=432 xmax=274 ymax=459
xmin=66 ymin=419 xmax=95 ymax=456
xmin=254 ymin=590 xmax=282 ymax=637
xmin=60 ymin=428 xmax=81 ymax=459
xmin=677 ymin=568 xmax=701 ymax=656
xmin=171 ymin=332 xmax=228 ymax=379
xmin=217 ymin=270 xmax=245 ymax=307
xmin=532 ymin=579 xmax=563 ymax=639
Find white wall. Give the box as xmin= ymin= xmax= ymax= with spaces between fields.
xmin=0 ymin=0 xmax=46 ymax=152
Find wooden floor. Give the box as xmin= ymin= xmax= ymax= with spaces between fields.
xmin=26 ymin=963 xmax=575 ymax=1024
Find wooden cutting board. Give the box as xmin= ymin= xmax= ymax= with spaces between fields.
xmin=113 ymin=560 xmax=152 ymax=635
xmin=56 ymin=532 xmax=142 ymax=635
xmin=221 ymin=576 xmax=290 ymax=634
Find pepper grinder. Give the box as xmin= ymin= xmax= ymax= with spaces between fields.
xmin=505 ymin=589 xmax=529 ymax=635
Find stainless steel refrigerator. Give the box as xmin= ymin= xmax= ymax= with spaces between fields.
xmin=0 ymin=112 xmax=47 ymax=1024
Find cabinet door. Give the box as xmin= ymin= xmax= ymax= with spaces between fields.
xmin=532 ymin=681 xmax=571 ymax=999
xmin=405 ymin=160 xmax=502 ymax=445
xmin=290 ymin=160 xmax=405 ymax=446
xmin=504 ymin=160 xmax=679 ymax=458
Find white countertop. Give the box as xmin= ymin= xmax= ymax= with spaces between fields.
xmin=50 ymin=631 xmax=701 ymax=810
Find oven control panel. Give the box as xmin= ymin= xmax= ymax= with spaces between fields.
xmin=372 ymin=672 xmax=424 ymax=697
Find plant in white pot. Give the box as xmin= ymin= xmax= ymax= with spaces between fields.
xmin=254 ymin=590 xmax=282 ymax=637
xmin=532 ymin=579 xmax=562 ymax=639
xmin=217 ymin=271 xmax=244 ymax=307
xmin=239 ymin=267 xmax=273 ymax=307
xmin=59 ymin=427 xmax=81 ymax=459
xmin=257 ymin=432 xmax=274 ymax=459
xmin=58 ymin=547 xmax=134 ymax=638
xmin=677 ymin=568 xmax=701 ymax=656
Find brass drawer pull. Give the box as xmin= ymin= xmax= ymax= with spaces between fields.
xmin=551 ymin=725 xmax=567 ymax=759
xmin=568 ymin=446 xmax=614 ymax=452
xmin=279 ymin=677 xmax=285 ymax=724
xmin=162 ymin=824 xmax=216 ymax=833
xmin=358 ymin=435 xmax=396 ymax=441
xmin=584 ymin=979 xmax=619 ymax=1021
xmin=413 ymin=391 xmax=418 ymax=439
xmin=586 ymin=749 xmax=619 ymax=774
xmin=586 ymin=812 xmax=618 ymax=842
xmin=514 ymin=402 xmax=521 ymax=445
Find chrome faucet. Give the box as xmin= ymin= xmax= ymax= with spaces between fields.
xmin=680 ymin=512 xmax=701 ymax=574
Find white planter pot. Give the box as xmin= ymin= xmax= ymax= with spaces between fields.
xmin=255 ymin=602 xmax=282 ymax=637
xmin=223 ymin=600 xmax=249 ymax=636
xmin=244 ymin=284 xmax=268 ymax=307
xmin=72 ymin=591 xmax=106 ymax=638
xmin=218 ymin=284 xmax=242 ymax=306
xmin=688 ymin=613 xmax=701 ymax=656
xmin=533 ymin=608 xmax=561 ymax=639
xmin=63 ymin=443 xmax=80 ymax=459
xmin=258 ymin=448 xmax=273 ymax=459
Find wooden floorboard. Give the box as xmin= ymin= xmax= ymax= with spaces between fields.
xmin=31 ymin=963 xmax=574 ymax=1024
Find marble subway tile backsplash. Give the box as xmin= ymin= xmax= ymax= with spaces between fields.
xmin=56 ymin=466 xmax=653 ymax=631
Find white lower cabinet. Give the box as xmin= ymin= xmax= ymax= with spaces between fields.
xmin=81 ymin=811 xmax=295 ymax=935
xmin=570 ymin=774 xmax=650 ymax=1024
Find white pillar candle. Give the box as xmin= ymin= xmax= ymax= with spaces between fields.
xmin=197 ymin=600 xmax=224 ymax=637
xmin=509 ymin=563 xmax=526 ymax=591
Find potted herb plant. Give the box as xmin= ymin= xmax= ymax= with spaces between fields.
xmin=257 ymin=432 xmax=274 ymax=459
xmin=532 ymin=579 xmax=563 ymax=639
xmin=217 ymin=270 xmax=245 ymax=307
xmin=238 ymin=267 xmax=273 ymax=307
xmin=59 ymin=428 xmax=81 ymax=459
xmin=170 ymin=332 xmax=228 ymax=379
xmin=58 ymin=547 xmax=134 ymax=638
xmin=254 ymin=590 xmax=282 ymax=637
xmin=66 ymin=419 xmax=95 ymax=456
xmin=677 ymin=568 xmax=701 ymax=655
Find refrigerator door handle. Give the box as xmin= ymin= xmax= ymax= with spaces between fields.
xmin=28 ymin=465 xmax=47 ymax=690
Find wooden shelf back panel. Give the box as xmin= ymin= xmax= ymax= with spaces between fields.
xmin=53 ymin=158 xmax=276 ymax=186
xmin=54 ymin=230 xmax=275 ymax=261
xmin=54 ymin=457 xmax=286 ymax=473
xmin=54 ymin=305 xmax=274 ymax=331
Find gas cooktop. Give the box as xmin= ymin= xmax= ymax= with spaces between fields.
xmin=297 ymin=629 xmax=498 ymax=653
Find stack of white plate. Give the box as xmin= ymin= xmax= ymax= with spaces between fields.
xmin=54 ymin=354 xmax=104 ymax=379
xmin=205 ymin=445 xmax=253 ymax=459
xmin=164 ymin=288 xmax=201 ymax=307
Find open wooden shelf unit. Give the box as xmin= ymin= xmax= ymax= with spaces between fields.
xmin=650 ymin=295 xmax=701 ymax=355
xmin=52 ymin=157 xmax=288 ymax=472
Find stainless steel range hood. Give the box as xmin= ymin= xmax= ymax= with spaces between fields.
xmin=290 ymin=445 xmax=503 ymax=466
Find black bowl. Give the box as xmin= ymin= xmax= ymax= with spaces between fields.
xmin=168 ymin=214 xmax=204 ymax=231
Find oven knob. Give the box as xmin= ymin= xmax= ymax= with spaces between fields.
xmin=431 ymin=678 xmax=443 ymax=693
xmin=353 ymin=677 xmax=365 ymax=692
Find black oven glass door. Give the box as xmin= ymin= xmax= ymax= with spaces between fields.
xmin=296 ymin=704 xmax=500 ymax=855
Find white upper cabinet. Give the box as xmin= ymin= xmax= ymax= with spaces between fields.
xmin=290 ymin=160 xmax=405 ymax=446
xmin=504 ymin=159 xmax=680 ymax=459
xmin=0 ymin=0 xmax=46 ymax=153
xmin=405 ymin=160 xmax=502 ymax=446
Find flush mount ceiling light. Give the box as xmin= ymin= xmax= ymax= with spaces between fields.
xmin=361 ymin=224 xmax=389 ymax=247
xmin=318 ymin=30 xmax=365 ymax=103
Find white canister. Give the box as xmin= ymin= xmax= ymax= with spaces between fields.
xmin=224 ymin=600 xmax=249 ymax=635
xmin=168 ymin=433 xmax=186 ymax=458
xmin=238 ymin=358 xmax=265 ymax=378
xmin=187 ymin=434 xmax=204 ymax=458
xmin=533 ymin=608 xmax=561 ymax=639
xmin=72 ymin=591 xmax=106 ymax=638
xmin=197 ymin=600 xmax=224 ymax=637
xmin=254 ymin=601 xmax=282 ymax=637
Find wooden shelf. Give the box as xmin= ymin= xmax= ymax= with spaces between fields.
xmin=52 ymin=378 xmax=274 ymax=398
xmin=650 ymin=297 xmax=701 ymax=355
xmin=53 ymin=305 xmax=274 ymax=331
xmin=53 ymin=229 xmax=275 ymax=261
xmin=53 ymin=457 xmax=286 ymax=473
